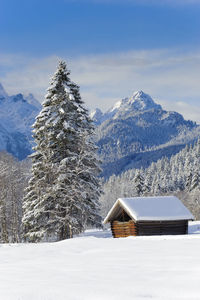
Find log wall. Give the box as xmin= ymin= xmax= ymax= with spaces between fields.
xmin=137 ymin=220 xmax=188 ymax=236
xmin=111 ymin=220 xmax=137 ymax=238
xmin=111 ymin=219 xmax=188 ymax=238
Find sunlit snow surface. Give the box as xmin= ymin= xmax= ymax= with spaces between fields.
xmin=0 ymin=222 xmax=200 ymax=300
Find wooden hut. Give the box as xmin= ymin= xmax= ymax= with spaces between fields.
xmin=103 ymin=196 xmax=194 ymax=238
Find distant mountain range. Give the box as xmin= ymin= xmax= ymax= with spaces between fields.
xmin=0 ymin=83 xmax=199 ymax=176
xmin=90 ymin=91 xmax=200 ymax=177
xmin=0 ymin=83 xmax=41 ymax=160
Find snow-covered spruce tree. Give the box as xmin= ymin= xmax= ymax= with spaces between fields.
xmin=53 ymin=80 xmax=102 ymax=237
xmin=133 ymin=170 xmax=145 ymax=196
xmin=22 ymin=61 xmax=101 ymax=242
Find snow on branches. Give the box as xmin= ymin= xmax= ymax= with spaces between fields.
xmin=22 ymin=61 xmax=102 ymax=242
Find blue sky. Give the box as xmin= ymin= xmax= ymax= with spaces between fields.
xmin=1 ymin=0 xmax=199 ymax=55
xmin=1 ymin=0 xmax=200 ymax=121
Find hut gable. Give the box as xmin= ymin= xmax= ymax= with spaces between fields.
xmin=104 ymin=196 xmax=194 ymax=237
xmin=104 ymin=196 xmax=194 ymax=224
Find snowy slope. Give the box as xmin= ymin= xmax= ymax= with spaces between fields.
xmin=0 ymin=84 xmax=41 ymax=159
xmin=90 ymin=108 xmax=104 ymax=125
xmin=91 ymin=91 xmax=198 ymax=177
xmin=0 ymin=222 xmax=200 ymax=300
xmin=91 ymin=91 xmax=162 ymax=125
xmin=0 ymin=83 xmax=8 ymax=99
xmin=94 ymin=91 xmax=196 ymax=163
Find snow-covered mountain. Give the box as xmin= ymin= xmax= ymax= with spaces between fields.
xmin=0 ymin=83 xmax=41 ymax=159
xmin=0 ymin=83 xmax=8 ymax=99
xmin=0 ymin=84 xmax=198 ymax=169
xmin=90 ymin=108 xmax=104 ymax=125
xmin=91 ymin=91 xmax=199 ymax=177
xmin=91 ymin=91 xmax=162 ymax=125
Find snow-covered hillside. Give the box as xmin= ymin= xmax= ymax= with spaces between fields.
xmin=91 ymin=91 xmax=177 ymax=125
xmin=1 ymin=222 xmax=200 ymax=300
xmin=91 ymin=91 xmax=199 ymax=177
xmin=0 ymin=83 xmax=41 ymax=159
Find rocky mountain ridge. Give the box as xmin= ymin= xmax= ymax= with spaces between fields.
xmin=0 ymin=83 xmax=41 ymax=159
xmin=0 ymin=84 xmax=198 ymax=175
xmin=91 ymin=91 xmax=199 ymax=177
xmin=91 ymin=91 xmax=162 ymax=125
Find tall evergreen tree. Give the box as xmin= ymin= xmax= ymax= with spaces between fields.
xmin=190 ymin=172 xmax=200 ymax=192
xmin=22 ymin=61 xmax=101 ymax=242
xmin=133 ymin=170 xmax=145 ymax=196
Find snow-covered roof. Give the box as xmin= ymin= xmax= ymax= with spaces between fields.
xmin=103 ymin=196 xmax=194 ymax=223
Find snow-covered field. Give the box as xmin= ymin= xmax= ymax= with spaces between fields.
xmin=1 ymin=222 xmax=200 ymax=300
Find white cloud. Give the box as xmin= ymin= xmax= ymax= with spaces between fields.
xmin=1 ymin=48 xmax=200 ymax=122
xmin=0 ymin=55 xmax=60 ymax=101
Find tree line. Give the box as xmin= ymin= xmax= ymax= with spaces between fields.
xmin=100 ymin=140 xmax=200 ymax=219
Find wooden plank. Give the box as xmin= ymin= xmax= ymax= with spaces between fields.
xmin=111 ymin=220 xmax=138 ymax=238
xmin=113 ymin=229 xmax=137 ymax=233
xmin=112 ymin=231 xmax=137 ymax=233
xmin=113 ymin=232 xmax=137 ymax=235
xmin=111 ymin=225 xmax=136 ymax=228
xmin=112 ymin=227 xmax=137 ymax=231
xmin=112 ymin=225 xmax=134 ymax=228
xmin=138 ymin=221 xmax=187 ymax=226
xmin=112 ymin=225 xmax=136 ymax=227
xmin=112 ymin=226 xmax=137 ymax=229
xmin=112 ymin=223 xmax=136 ymax=226
xmin=116 ymin=224 xmax=135 ymax=226
xmin=112 ymin=225 xmax=136 ymax=229
xmin=112 ymin=230 xmax=137 ymax=233
xmin=113 ymin=221 xmax=135 ymax=225
xmin=138 ymin=224 xmax=187 ymax=229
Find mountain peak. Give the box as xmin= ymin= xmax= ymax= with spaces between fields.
xmin=90 ymin=108 xmax=105 ymax=125
xmin=90 ymin=108 xmax=102 ymax=119
xmin=26 ymin=93 xmax=42 ymax=110
xmin=90 ymin=91 xmax=163 ymax=125
xmin=132 ymin=90 xmax=146 ymax=97
xmin=0 ymin=83 xmax=8 ymax=99
xmin=128 ymin=91 xmax=162 ymax=111
xmin=10 ymin=93 xmax=27 ymax=103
